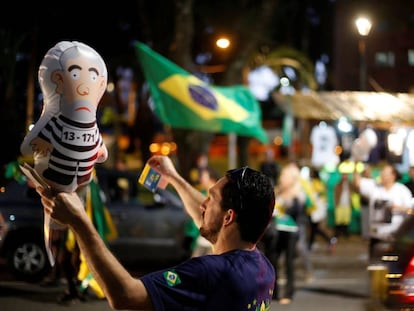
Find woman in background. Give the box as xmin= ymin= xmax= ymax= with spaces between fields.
xmin=270 ymin=162 xmax=312 ymax=305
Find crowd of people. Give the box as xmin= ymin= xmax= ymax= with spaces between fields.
xmin=257 ymin=158 xmax=338 ymax=305
xmin=255 ymin=148 xmax=414 ymax=305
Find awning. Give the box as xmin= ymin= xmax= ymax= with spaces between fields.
xmin=272 ymin=91 xmax=414 ymax=125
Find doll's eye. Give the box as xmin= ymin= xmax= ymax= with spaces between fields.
xmin=90 ymin=70 xmax=98 ymax=82
xmin=70 ymin=69 xmax=81 ymax=80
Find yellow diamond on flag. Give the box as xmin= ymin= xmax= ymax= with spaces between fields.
xmin=159 ymin=75 xmax=249 ymax=122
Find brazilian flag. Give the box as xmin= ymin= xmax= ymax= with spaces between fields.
xmin=134 ymin=42 xmax=268 ymax=144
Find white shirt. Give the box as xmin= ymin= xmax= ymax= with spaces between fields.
xmin=310 ymin=123 xmax=339 ymax=168
xmin=359 ymin=177 xmax=413 ymax=239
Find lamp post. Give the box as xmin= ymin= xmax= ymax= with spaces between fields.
xmin=213 ymin=36 xmax=238 ymax=168
xmin=216 ymin=37 xmax=230 ymax=49
xmin=355 ymin=17 xmax=372 ymax=91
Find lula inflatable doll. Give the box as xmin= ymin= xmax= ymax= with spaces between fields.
xmin=20 ymin=41 xmax=108 ymax=193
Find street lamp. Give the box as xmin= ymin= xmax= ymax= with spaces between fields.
xmin=215 ymin=37 xmax=230 ymax=49
xmin=355 ymin=17 xmax=372 ymax=91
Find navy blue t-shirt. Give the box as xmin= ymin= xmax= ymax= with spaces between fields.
xmin=141 ymin=248 xmax=275 ymax=311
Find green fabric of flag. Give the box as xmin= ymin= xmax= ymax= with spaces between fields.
xmin=134 ymin=41 xmax=268 ymax=144
xmin=87 ymin=178 xmax=118 ymax=243
xmin=5 ymin=161 xmax=26 ymax=184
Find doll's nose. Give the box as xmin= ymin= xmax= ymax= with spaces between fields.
xmin=77 ymin=84 xmax=89 ymax=96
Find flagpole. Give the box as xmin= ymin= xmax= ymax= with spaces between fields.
xmin=228 ymin=133 xmax=237 ymax=169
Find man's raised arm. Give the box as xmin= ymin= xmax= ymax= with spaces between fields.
xmin=147 ymin=155 xmax=206 ymax=228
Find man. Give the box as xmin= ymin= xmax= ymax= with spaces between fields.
xmin=37 ymin=155 xmax=276 ymax=310
xmin=354 ymin=163 xmax=413 ymax=261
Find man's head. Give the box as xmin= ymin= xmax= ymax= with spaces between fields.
xmin=221 ymin=167 xmax=275 ymax=243
xmin=380 ymin=164 xmax=399 ymax=187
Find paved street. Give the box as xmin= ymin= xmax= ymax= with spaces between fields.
xmin=0 ymin=235 xmax=393 ymax=311
xmin=271 ymin=234 xmax=372 ymax=310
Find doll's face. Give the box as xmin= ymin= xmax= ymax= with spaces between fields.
xmin=52 ymin=55 xmax=106 ymax=121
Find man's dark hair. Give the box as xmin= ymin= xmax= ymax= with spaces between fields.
xmin=222 ymin=167 xmax=275 ymax=243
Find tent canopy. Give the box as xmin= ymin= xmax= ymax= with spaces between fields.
xmin=273 ymin=91 xmax=414 ymax=126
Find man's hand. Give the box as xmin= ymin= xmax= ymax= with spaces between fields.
xmin=147 ymin=155 xmax=179 ymax=183
xmin=36 ymin=187 xmax=86 ymax=226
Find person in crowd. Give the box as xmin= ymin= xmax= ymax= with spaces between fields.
xmin=42 ymin=225 xmax=83 ymax=304
xmin=42 ymin=175 xmax=117 ymax=304
xmin=189 ymin=153 xmax=209 ymax=186
xmin=41 ymin=190 xmax=85 ymax=304
xmin=353 ymin=163 xmax=413 ymax=261
xmin=304 ymin=168 xmax=337 ymax=253
xmin=76 ymin=174 xmax=118 ymax=301
xmin=36 ymin=155 xmax=276 ymax=310
xmin=359 ymin=164 xmax=373 ymax=239
xmin=259 ymin=147 xmax=280 ymax=186
xmin=334 ymin=172 xmax=353 ymax=238
xmin=403 ymin=165 xmax=414 ymax=197
xmin=270 ymin=162 xmax=312 ymax=305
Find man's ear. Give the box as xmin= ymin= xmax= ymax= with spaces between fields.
xmin=223 ymin=209 xmax=236 ymax=226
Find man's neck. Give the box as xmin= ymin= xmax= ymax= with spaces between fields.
xmin=213 ymin=243 xmax=256 ymax=255
xmin=212 ymin=230 xmax=256 ymax=254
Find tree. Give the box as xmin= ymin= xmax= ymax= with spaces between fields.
xmin=246 ymin=46 xmax=318 ymax=160
xmin=169 ymin=0 xmax=215 ymax=180
xmin=0 ymin=31 xmax=29 ymax=169
xmin=247 ymin=46 xmax=317 ymax=91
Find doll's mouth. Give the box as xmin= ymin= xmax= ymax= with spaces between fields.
xmin=75 ymin=106 xmax=91 ymax=112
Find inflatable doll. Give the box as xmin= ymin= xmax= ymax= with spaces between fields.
xmin=351 ymin=127 xmax=378 ymax=162
xmin=20 ymin=41 xmax=108 ymax=193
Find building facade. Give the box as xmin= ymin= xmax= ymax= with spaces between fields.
xmin=333 ymin=0 xmax=414 ymax=93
